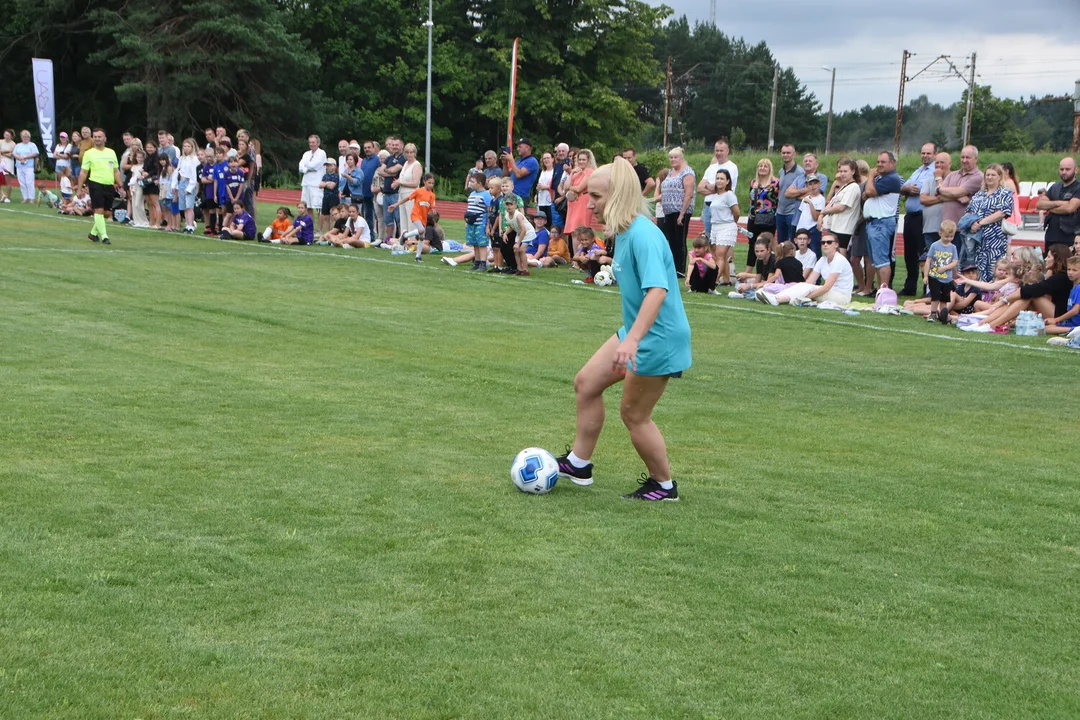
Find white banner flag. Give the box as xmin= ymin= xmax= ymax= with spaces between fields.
xmin=31 ymin=58 xmax=56 ymax=157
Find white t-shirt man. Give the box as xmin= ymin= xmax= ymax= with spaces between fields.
xmin=703 ymin=160 xmax=739 ymax=204
xmin=298 ymin=145 xmax=328 ymax=209
xmin=814 ymin=253 xmax=855 ymax=298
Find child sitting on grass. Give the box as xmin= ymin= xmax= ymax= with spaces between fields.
xmin=570 ymin=226 xmax=605 ymax=278
xmin=261 ymin=207 xmax=293 ymax=242
xmin=525 ymin=212 xmax=549 ymax=267
xmin=760 ymin=241 xmax=806 ymax=295
xmin=539 ymin=225 xmax=570 ymax=267
xmin=961 ymin=258 xmax=1021 ymax=313
xmin=1043 ymin=256 xmax=1080 ymax=334
xmin=793 ymin=229 xmax=817 ymax=279
xmin=272 ymin=202 xmax=315 ymax=245
xmin=317 ymin=204 xmax=348 ymax=245
xmin=734 ymin=233 xmax=776 ymax=293
xmin=60 ymin=186 xmax=92 ymax=216
xmin=337 ymin=204 xmax=373 ymax=248
xmin=685 ymin=234 xmax=719 ymax=293
xmin=35 ymin=181 xmax=60 ymax=209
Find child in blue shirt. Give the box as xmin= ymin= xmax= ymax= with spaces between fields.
xmin=1044 ymin=256 xmax=1080 ymax=334
xmin=463 ymin=171 xmax=492 ymax=271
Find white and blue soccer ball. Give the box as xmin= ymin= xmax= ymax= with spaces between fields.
xmin=593 ymin=268 xmax=614 ymax=287
xmin=511 ymin=447 xmax=559 ymax=494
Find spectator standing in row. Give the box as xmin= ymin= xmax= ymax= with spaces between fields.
xmin=964 ymin=164 xmax=1013 ymax=282
xmin=0 ymin=129 xmax=16 ymax=202
xmin=621 ymin=147 xmax=654 ymax=197
xmin=502 ymin=137 xmax=539 ymax=208
xmin=698 ymin=138 xmax=738 ymax=240
xmin=783 ymin=153 xmax=828 ymax=222
xmin=1037 ymin=157 xmax=1079 ymax=251
xmin=536 ymin=152 xmax=556 ymax=226
xmin=551 ymin=143 xmax=571 ymax=196
xmin=298 ymin=135 xmax=327 ymax=223
xmin=898 ymin=142 xmax=937 ymax=295
xmin=861 ymin=151 xmax=904 ymax=291
xmin=178 ymin=138 xmax=200 ymax=234
xmin=564 ymin=149 xmax=597 ymax=239
xmin=13 ymin=130 xmax=39 ymax=203
xmin=746 ymin=158 xmax=779 ymax=269
xmin=818 ymin=158 xmax=861 ymax=255
xmin=482 ymin=150 xmax=503 ymax=179
xmin=358 ymin=140 xmax=380 ymax=231
xmin=319 ymin=158 xmax=340 ymax=234
xmin=395 ymin=143 xmax=423 ymax=237
xmin=380 ymin=137 xmax=406 ymax=241
xmin=937 ymin=145 xmax=983 ymax=225
xmin=775 ymin=144 xmax=804 ymax=244
xmin=659 ymin=147 xmax=696 ymax=276
xmin=54 ymin=132 xmax=73 ymax=184
xmin=918 ymin=152 xmax=952 ymax=264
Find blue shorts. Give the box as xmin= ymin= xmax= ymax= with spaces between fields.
xmin=865 ymin=216 xmax=897 ymax=269
xmin=382 ymin=193 xmax=399 ymax=227
xmin=1061 ymin=313 xmax=1080 ymax=328
xmin=178 ymin=191 xmax=197 ymax=211
xmin=465 ymin=224 xmax=488 ymax=247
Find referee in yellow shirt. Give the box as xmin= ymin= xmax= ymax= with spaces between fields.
xmin=75 ymin=128 xmax=125 ymax=245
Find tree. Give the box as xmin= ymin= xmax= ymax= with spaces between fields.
xmin=956 ymin=84 xmax=1021 ymax=151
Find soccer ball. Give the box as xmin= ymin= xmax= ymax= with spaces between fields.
xmin=511 ymin=447 xmax=559 ymax=494
xmin=594 ymin=268 xmax=614 ymax=287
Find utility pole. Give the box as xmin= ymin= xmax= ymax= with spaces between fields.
xmin=709 ymin=0 xmax=716 ymax=25
xmin=962 ymin=52 xmax=976 ymax=147
xmin=823 ymin=66 xmax=836 ymax=155
xmin=423 ymin=0 xmax=433 ymax=171
xmin=1073 ymin=78 xmax=1080 ymax=153
xmin=894 ymin=50 xmax=909 ymax=157
xmin=768 ymin=64 xmax=779 ymax=152
xmin=663 ymin=56 xmax=672 ymax=147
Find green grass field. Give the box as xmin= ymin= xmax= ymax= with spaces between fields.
xmin=2 ymin=200 xmax=1079 ymax=719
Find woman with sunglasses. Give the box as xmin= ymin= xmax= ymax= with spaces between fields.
xmin=757 ymin=232 xmax=854 ymax=307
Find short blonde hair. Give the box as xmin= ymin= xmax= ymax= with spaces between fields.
xmin=939 ymin=219 xmax=957 ymax=237
xmin=593 ymin=157 xmax=651 ymax=236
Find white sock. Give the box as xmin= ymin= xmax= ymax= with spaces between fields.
xmin=567 ymin=451 xmax=590 ymax=468
xmin=270 ymin=239 xmax=281 ymax=244
xmin=658 ymin=480 xmax=674 ymax=490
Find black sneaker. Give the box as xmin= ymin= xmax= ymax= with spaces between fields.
xmin=414 ymin=255 xmax=423 ymax=263
xmin=101 ymin=237 xmax=111 ymax=245
xmin=487 ymin=265 xmax=502 ymax=273
xmin=555 ymin=446 xmax=594 ymax=486
xmin=88 ymin=232 xmax=100 ymax=243
xmin=621 ymin=473 xmax=679 ymax=501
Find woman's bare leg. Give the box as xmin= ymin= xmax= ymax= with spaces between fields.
xmin=571 ymin=335 xmax=625 ymax=461
xmin=621 ymin=372 xmax=673 ymax=481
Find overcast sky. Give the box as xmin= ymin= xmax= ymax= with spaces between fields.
xmin=653 ymin=0 xmax=1080 ymax=112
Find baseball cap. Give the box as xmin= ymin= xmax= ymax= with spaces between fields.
xmin=961 ymin=263 xmax=979 ymax=273
xmin=325 ymin=157 xmax=337 ymax=165
xmin=806 ymin=174 xmax=821 ymax=183
xmin=515 ymin=137 xmax=532 ymax=148
xmin=59 ymin=131 xmax=69 ymax=138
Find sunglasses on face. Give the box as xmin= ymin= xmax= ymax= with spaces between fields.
xmin=822 ymin=240 xmax=837 ymax=245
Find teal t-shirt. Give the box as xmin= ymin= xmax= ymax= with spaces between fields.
xmin=612 ymin=215 xmax=692 ymax=376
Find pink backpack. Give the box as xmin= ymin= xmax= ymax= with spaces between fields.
xmin=873 ymin=284 xmax=898 ymax=310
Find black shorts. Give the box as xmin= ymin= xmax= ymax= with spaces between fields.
xmin=928 ymin=277 xmax=954 ymax=303
xmin=202 ymin=197 xmax=218 ymax=210
xmin=322 ymin=197 xmax=338 ymax=215
xmin=833 ymin=232 xmax=852 ymax=250
xmin=88 ymin=181 xmax=115 ymax=211
xmin=142 ymin=181 xmax=159 ymax=197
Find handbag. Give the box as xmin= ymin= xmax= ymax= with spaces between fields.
xmin=1001 ymin=219 xmax=1019 ymax=236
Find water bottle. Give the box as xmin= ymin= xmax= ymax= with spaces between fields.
xmin=1015 ymin=311 xmax=1028 ymax=336
xmin=1034 ymin=313 xmax=1045 ymax=335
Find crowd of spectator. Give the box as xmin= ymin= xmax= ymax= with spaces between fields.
xmin=3 ymin=124 xmax=1079 ymax=337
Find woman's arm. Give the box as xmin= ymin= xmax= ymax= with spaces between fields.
xmin=808 ymin=272 xmax=839 ymax=298
xmin=679 ymin=174 xmax=694 ymax=218
xmin=730 ymin=202 xmax=741 ymax=224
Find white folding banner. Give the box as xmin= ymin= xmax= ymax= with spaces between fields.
xmin=31 ymin=58 xmax=56 ymax=156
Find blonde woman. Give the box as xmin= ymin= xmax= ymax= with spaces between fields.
xmin=745 ymin=157 xmax=779 ymax=270
xmin=659 ymin=146 xmax=696 ymax=274
xmin=553 ymin=157 xmax=691 ymax=502
xmin=395 ymin=143 xmax=423 ymax=237
xmin=177 ymin=138 xmax=201 ymax=233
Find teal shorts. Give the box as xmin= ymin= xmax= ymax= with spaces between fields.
xmin=466 ymin=224 xmax=488 ymax=247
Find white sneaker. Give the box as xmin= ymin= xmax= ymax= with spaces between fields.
xmin=960 ymin=324 xmax=991 ymax=333
xmin=1 ymin=197 xmax=10 ymax=203
xmin=762 ymin=292 xmax=779 ymax=306
xmin=727 ymin=291 xmax=743 ymax=300
xmin=1067 ymin=327 xmax=1080 ymax=339
xmin=441 ymin=257 xmax=456 ymax=266
xmin=754 ymin=289 xmax=768 ymax=304
xmin=1047 ymin=337 xmax=1069 ymax=346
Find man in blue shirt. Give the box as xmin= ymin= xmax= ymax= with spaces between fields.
xmin=358 ymin=140 xmax=381 ymax=232
xmin=775 ymin=144 xmax=805 ymax=244
xmin=899 ymin=142 xmax=937 ymax=295
xmin=862 ymin=151 xmax=905 ymax=290
xmin=501 ymin=137 xmax=539 ymax=207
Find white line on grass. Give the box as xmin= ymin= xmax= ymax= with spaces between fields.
xmin=1 ymin=207 xmax=1065 ymax=355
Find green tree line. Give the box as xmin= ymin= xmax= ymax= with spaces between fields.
xmin=2 ymin=6 xmax=1073 ymax=184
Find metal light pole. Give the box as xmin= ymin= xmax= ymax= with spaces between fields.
xmin=822 ymin=66 xmax=835 ymax=155
xmin=423 ymin=0 xmax=433 ymax=171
